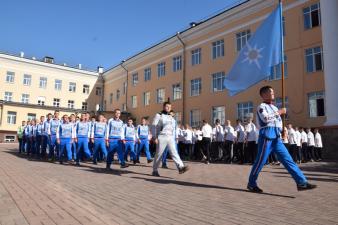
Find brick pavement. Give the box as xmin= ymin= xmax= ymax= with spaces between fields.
xmin=0 ymin=143 xmax=337 ymax=225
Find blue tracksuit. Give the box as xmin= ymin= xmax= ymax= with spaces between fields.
xmin=76 ymin=121 xmax=91 ymax=163
xmin=70 ymin=122 xmax=77 ymax=160
xmin=49 ymin=119 xmax=61 ymax=159
xmin=57 ymin=122 xmax=75 ymax=161
xmin=91 ymin=122 xmax=108 ymax=163
xmin=248 ymin=102 xmax=307 ymax=187
xmin=23 ymin=125 xmax=30 ymax=153
xmin=136 ymin=125 xmax=152 ymax=161
xmin=26 ymin=125 xmax=36 ymax=155
xmin=124 ymin=125 xmax=137 ymax=161
xmin=106 ymin=118 xmax=125 ymax=167
xmin=36 ymin=122 xmax=45 ymax=156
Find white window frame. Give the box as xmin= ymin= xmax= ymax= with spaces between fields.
xmin=69 ymin=82 xmax=76 ymax=92
xmin=21 ymin=94 xmax=29 ymax=104
xmin=55 ymin=79 xmax=62 ymax=91
xmin=191 ymin=48 xmax=201 ymax=66
xmin=156 ymin=88 xmax=165 ymax=104
xmin=191 ymin=78 xmax=201 ymax=96
xmin=4 ymin=92 xmax=13 ymax=102
xmin=39 ymin=77 xmax=47 ymax=89
xmin=212 ymin=39 xmax=224 ymax=59
xmin=173 ymin=56 xmax=182 ymax=72
xmin=7 ymin=111 xmax=17 ymax=124
xmin=23 ymin=74 xmax=32 ymax=86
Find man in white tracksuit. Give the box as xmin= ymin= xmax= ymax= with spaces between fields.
xmin=152 ymin=101 xmax=189 ymax=177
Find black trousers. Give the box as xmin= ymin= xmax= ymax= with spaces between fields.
xmin=234 ymin=142 xmax=244 ymax=164
xmin=307 ymin=145 xmax=315 ymax=161
xmin=201 ymin=137 xmax=211 ymax=162
xmin=289 ymin=144 xmax=297 ymax=162
xmin=246 ymin=141 xmax=256 ymax=164
xmin=224 ymin=140 xmax=234 ymax=163
xmin=301 ymin=143 xmax=308 ymax=161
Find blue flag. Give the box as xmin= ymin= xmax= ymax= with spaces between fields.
xmin=223 ymin=4 xmax=283 ymax=96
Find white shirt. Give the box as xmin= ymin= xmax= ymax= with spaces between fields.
xmin=245 ymin=122 xmax=257 ymax=142
xmin=183 ymin=129 xmax=193 ymax=144
xmin=314 ymin=132 xmax=323 ymax=148
xmin=288 ymin=128 xmax=296 ymax=145
xmin=224 ymin=125 xmax=236 ymax=141
xmin=201 ymin=124 xmax=213 ymax=138
xmin=235 ymin=124 xmax=245 ymax=143
xmin=295 ymin=130 xmax=302 ymax=147
xmin=195 ymin=130 xmax=203 ymax=141
xmin=213 ymin=125 xmax=224 ymax=142
xmin=307 ymin=131 xmax=315 ymax=146
xmin=301 ymin=131 xmax=308 ymax=144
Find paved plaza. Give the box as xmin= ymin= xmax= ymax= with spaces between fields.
xmin=0 ymin=143 xmax=337 ymax=225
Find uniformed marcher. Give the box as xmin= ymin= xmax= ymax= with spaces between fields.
xmin=91 ymin=114 xmax=108 ymax=164
xmin=123 ymin=118 xmax=137 ymax=164
xmin=56 ymin=114 xmax=76 ymax=164
xmin=136 ymin=117 xmax=153 ymax=163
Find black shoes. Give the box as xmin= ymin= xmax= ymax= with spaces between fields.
xmin=152 ymin=171 xmax=160 ymax=177
xmin=120 ymin=164 xmax=129 ymax=169
xmin=179 ymin=165 xmax=190 ymax=174
xmin=247 ymin=185 xmax=263 ymax=193
xmin=147 ymin=159 xmax=153 ymax=163
xmin=297 ymin=183 xmax=317 ymax=191
xmin=162 ymin=164 xmax=169 ymax=169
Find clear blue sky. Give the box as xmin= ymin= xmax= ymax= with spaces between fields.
xmin=0 ymin=0 xmax=241 ymax=71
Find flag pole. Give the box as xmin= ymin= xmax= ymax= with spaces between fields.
xmin=279 ymin=0 xmax=286 ymax=137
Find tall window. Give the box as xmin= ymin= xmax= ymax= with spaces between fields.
xmin=23 ymin=74 xmax=32 ymax=86
xmin=82 ymin=102 xmax=88 ymax=111
xmin=21 ymin=94 xmax=29 ymax=104
xmin=191 ymin=48 xmax=201 ymax=66
xmin=303 ymin=3 xmax=321 ymax=30
xmin=172 ymin=83 xmax=182 ymax=100
xmin=212 ymin=39 xmax=224 ymax=59
xmin=27 ymin=113 xmax=36 ymax=121
xmin=55 ymin=79 xmax=62 ymax=90
xmin=109 ymin=93 xmax=113 ymax=104
xmin=236 ymin=30 xmax=251 ymax=51
xmin=156 ymin=88 xmax=165 ymax=104
xmin=212 ymin=106 xmax=225 ymax=125
xmin=83 ymin=85 xmax=90 ymax=94
xmin=68 ymin=100 xmax=75 ymax=109
xmin=39 ymin=77 xmax=47 ymax=88
xmin=132 ymin=73 xmax=138 ymax=86
xmin=131 ymin=96 xmax=137 ymax=108
xmin=7 ymin=111 xmax=17 ymax=124
xmin=275 ymin=97 xmax=289 ymax=119
xmin=158 ymin=62 xmax=166 ymax=77
xmin=190 ymin=109 xmax=201 ymax=128
xmin=53 ymin=98 xmax=60 ymax=107
xmin=123 ymin=82 xmax=127 ymax=95
xmin=308 ymin=91 xmax=325 ymax=117
xmin=143 ymin=92 xmax=150 ymax=106
xmin=173 ymin=56 xmax=182 ymax=72
xmin=69 ymin=82 xmax=76 ymax=92
xmin=116 ymin=89 xmax=120 ymax=101
xmin=37 ymin=96 xmax=45 ymax=106
xmin=174 ymin=112 xmax=182 ymax=125
xmin=191 ymin=78 xmax=201 ymax=96
xmin=212 ymin=72 xmax=226 ymax=92
xmin=237 ymin=102 xmax=253 ymax=120
xmin=305 ymin=47 xmax=323 ymax=73
xmin=144 ymin=68 xmax=151 ymax=81
xmin=96 ymin=87 xmax=102 ymax=96
xmin=6 ymin=71 xmax=15 ymax=83
xmin=122 ymin=103 xmax=126 ymax=111
xmin=269 ymin=56 xmax=288 ymax=80
xmin=4 ymin=92 xmax=13 ymax=102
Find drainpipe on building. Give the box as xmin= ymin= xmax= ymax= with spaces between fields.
xmin=121 ymin=61 xmax=128 ymax=112
xmin=176 ymin=32 xmax=186 ymax=125
xmin=97 ymin=66 xmax=104 ymax=113
xmin=0 ymin=101 xmax=3 ymax=126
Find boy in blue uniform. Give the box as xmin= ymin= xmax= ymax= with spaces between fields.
xmin=247 ymin=86 xmax=317 ymax=192
xmin=56 ymin=114 xmax=76 ymax=164
xmin=106 ymin=109 xmax=128 ymax=169
xmin=36 ymin=117 xmax=45 ymax=158
xmin=69 ymin=114 xmax=77 ymax=161
xmin=26 ymin=120 xmax=36 ymax=157
xmin=75 ymin=113 xmax=92 ymax=166
xmin=123 ymin=118 xmax=137 ymax=164
xmin=91 ymin=114 xmax=108 ymax=164
xmin=136 ymin=117 xmax=153 ymax=164
xmin=48 ymin=111 xmax=61 ymax=161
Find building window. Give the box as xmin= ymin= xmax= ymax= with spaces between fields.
xmin=4 ymin=92 xmax=13 ymax=102
xmin=173 ymin=56 xmax=182 ymax=72
xmin=68 ymin=100 xmax=75 ymax=109
xmin=123 ymin=82 xmax=127 ymax=95
xmin=305 ymin=47 xmax=323 ymax=73
xmin=37 ymin=96 xmax=45 ymax=106
xmin=116 ymin=89 xmax=120 ymax=101
xmin=131 ymin=96 xmax=137 ymax=108
xmin=109 ymin=93 xmax=113 ymax=104
xmin=132 ymin=73 xmax=138 ymax=86
xmin=39 ymin=77 xmax=47 ymax=88
xmin=27 ymin=113 xmax=36 ymax=121
xmin=158 ymin=62 xmax=166 ymax=77
xmin=190 ymin=109 xmax=201 ymax=128
xmin=237 ymin=102 xmax=253 ymax=120
xmin=172 ymin=83 xmax=182 ymax=100
xmin=212 ymin=39 xmax=224 ymax=59
xmin=21 ymin=94 xmax=29 ymax=104
xmin=236 ymin=30 xmax=251 ymax=51
xmin=303 ymin=3 xmax=321 ymax=30
xmin=4 ymin=135 xmax=16 ymax=142
xmin=82 ymin=102 xmax=88 ymax=111
xmin=53 ymin=98 xmax=60 ymax=107
xmin=83 ymin=85 xmax=90 ymax=94
xmin=191 ymin=48 xmax=201 ymax=66
xmin=275 ymin=97 xmax=289 ymax=119
xmin=144 ymin=68 xmax=151 ymax=81
xmin=55 ymin=79 xmax=62 ymax=90
xmin=23 ymin=74 xmax=32 ymax=86
xmin=143 ymin=92 xmax=150 ymax=106
xmin=190 ymin=78 xmax=201 ymax=96
xmin=96 ymin=87 xmax=102 ymax=96
xmin=212 ymin=106 xmax=225 ymax=125
xmin=156 ymin=88 xmax=165 ymax=104
xmin=269 ymin=56 xmax=288 ymax=80
xmin=212 ymin=71 xmax=226 ymax=92
xmin=7 ymin=111 xmax=17 ymax=124
xmin=174 ymin=112 xmax=182 ymax=125
xmin=308 ymin=91 xmax=325 ymax=117
xmin=122 ymin=103 xmax=126 ymax=111
xmin=6 ymin=71 xmax=15 ymax=83
xmin=69 ymin=82 xmax=76 ymax=92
